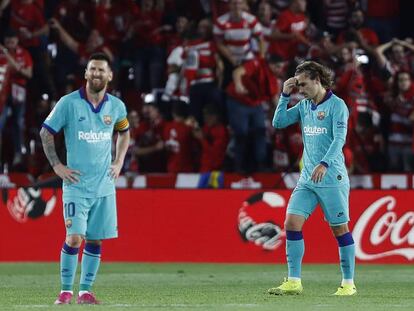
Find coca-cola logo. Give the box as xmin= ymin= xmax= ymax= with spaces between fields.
xmin=353 ymin=195 xmax=414 ymax=261
xmin=238 ymin=192 xmax=286 ymax=250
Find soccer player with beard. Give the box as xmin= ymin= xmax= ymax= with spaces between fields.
xmin=269 ymin=61 xmax=356 ymax=296
xmin=40 ymin=53 xmax=130 ymax=304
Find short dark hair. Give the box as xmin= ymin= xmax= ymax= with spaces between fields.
xmin=295 ymin=61 xmax=333 ymax=89
xmin=87 ymin=52 xmax=112 ymax=68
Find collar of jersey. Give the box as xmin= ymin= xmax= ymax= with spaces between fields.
xmin=79 ymin=87 xmax=109 ymax=113
xmin=310 ymin=89 xmax=333 ymax=110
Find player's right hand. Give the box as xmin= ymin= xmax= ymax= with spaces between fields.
xmin=53 ymin=163 xmax=81 ymax=184
xmin=282 ymin=77 xmax=297 ymax=95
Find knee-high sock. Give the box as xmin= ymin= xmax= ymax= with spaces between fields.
xmin=79 ymin=243 xmax=101 ymax=291
xmin=286 ymin=230 xmax=304 ymax=279
xmin=336 ymin=232 xmax=355 ymax=281
xmin=60 ymin=243 xmax=79 ymax=291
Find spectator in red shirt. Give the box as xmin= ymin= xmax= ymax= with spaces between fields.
xmin=163 ymin=45 xmax=186 ymax=101
xmin=272 ymin=120 xmax=303 ymax=172
xmin=322 ymin=0 xmax=353 ymax=38
xmin=347 ymin=112 xmax=385 ymax=173
xmin=269 ymin=0 xmax=291 ymax=17
xmin=365 ymin=0 xmax=400 ymax=43
xmin=255 ymin=1 xmax=276 ymax=56
xmin=0 ymin=29 xmax=33 ymax=166
xmin=268 ymin=0 xmax=310 ymax=61
xmin=376 ymin=38 xmax=414 ymax=77
xmin=385 ymin=71 xmax=414 ymax=172
xmin=335 ymin=46 xmax=378 ymax=131
xmin=49 ymin=18 xmax=114 ymax=67
xmin=185 ymin=18 xmax=224 ymax=126
xmin=306 ymin=31 xmax=343 ymax=65
xmin=271 ymin=86 xmax=304 ymax=173
xmin=193 ymin=104 xmax=229 ymax=172
xmin=9 ymin=0 xmax=48 ymax=49
xmin=226 ymin=55 xmax=281 ymax=173
xmin=9 ymin=0 xmax=53 ymax=96
xmin=161 ymin=17 xmax=191 ymax=102
xmin=165 ymin=15 xmax=190 ymax=56
xmin=50 ymin=0 xmax=95 ymax=93
xmin=214 ymin=0 xmax=263 ymax=87
xmin=163 ymin=101 xmax=195 ymax=173
xmin=52 ymin=0 xmax=94 ymax=42
xmin=337 ymin=8 xmax=379 ymax=48
xmin=134 ymin=103 xmax=166 ymax=173
xmin=123 ymin=107 xmax=166 ymax=174
xmin=127 ymin=0 xmax=166 ymax=93
xmin=94 ymin=0 xmax=140 ymax=55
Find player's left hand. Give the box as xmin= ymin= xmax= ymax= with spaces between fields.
xmin=311 ymin=164 xmax=327 ymax=183
xmin=109 ymin=160 xmax=123 ymax=179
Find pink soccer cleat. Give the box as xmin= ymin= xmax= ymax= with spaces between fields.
xmin=54 ymin=292 xmax=73 ymax=305
xmin=77 ymin=292 xmax=100 ymax=304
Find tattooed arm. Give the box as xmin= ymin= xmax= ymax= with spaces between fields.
xmin=40 ymin=127 xmax=80 ymax=183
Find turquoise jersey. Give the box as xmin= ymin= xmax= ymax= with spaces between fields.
xmin=42 ymin=88 xmax=129 ymax=198
xmin=273 ymin=91 xmax=349 ymax=187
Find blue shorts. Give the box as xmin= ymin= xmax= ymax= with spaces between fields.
xmin=62 ymin=194 xmax=118 ymax=240
xmin=287 ymin=183 xmax=350 ymax=226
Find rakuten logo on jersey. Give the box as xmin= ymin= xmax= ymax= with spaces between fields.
xmin=353 ymin=195 xmax=414 ymax=261
xmin=303 ymin=125 xmax=327 ymax=136
xmin=78 ymin=131 xmax=111 ymax=143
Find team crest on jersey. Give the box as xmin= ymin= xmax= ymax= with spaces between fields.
xmin=65 ymin=219 xmax=72 ymax=228
xmin=103 ymin=115 xmax=112 ymax=125
xmin=317 ymin=111 xmax=326 ymax=120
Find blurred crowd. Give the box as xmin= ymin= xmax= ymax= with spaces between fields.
xmin=0 ymin=0 xmax=414 ymax=178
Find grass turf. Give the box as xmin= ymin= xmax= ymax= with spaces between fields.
xmin=0 ymin=263 xmax=413 ymax=310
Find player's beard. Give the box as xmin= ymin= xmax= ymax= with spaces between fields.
xmin=89 ymin=78 xmax=107 ymax=93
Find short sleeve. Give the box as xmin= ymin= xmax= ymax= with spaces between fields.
xmin=114 ymin=100 xmax=129 ymax=132
xmin=42 ymin=98 xmax=67 ymax=134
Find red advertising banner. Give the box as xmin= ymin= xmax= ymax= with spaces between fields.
xmin=0 ymin=189 xmax=413 ymax=263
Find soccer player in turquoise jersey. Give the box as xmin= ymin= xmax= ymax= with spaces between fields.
xmin=268 ymin=61 xmax=356 ymax=296
xmin=40 ymin=53 xmax=130 ymax=304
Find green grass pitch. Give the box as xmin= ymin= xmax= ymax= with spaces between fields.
xmin=0 ymin=263 xmax=413 ymax=310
